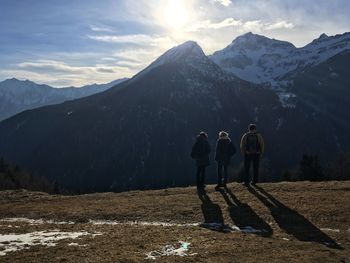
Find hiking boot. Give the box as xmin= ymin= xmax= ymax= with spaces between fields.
xmin=215 ymin=185 xmax=221 ymax=191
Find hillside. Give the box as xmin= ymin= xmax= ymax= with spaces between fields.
xmin=0 ymin=78 xmax=127 ymax=121
xmin=0 ymin=181 xmax=349 ymax=262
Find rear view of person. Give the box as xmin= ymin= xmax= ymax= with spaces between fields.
xmin=191 ymin=132 xmax=211 ymax=191
xmin=215 ymin=131 xmax=236 ymax=190
xmin=240 ymin=124 xmax=265 ymax=186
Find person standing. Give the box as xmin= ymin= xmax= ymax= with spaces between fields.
xmin=240 ymin=124 xmax=265 ymax=186
xmin=191 ymin=132 xmax=211 ymax=191
xmin=215 ymin=131 xmax=236 ymax=190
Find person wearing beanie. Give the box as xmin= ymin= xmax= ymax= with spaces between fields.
xmin=215 ymin=131 xmax=236 ymax=190
xmin=191 ymin=131 xmax=211 ymax=191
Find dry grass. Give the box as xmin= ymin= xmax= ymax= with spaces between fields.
xmin=0 ymin=181 xmax=349 ymax=262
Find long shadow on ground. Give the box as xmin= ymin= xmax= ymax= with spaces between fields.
xmin=219 ymin=187 xmax=273 ymax=237
xmin=197 ymin=190 xmax=232 ymax=233
xmin=248 ymin=185 xmax=343 ymax=249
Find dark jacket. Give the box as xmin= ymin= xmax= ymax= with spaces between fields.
xmin=215 ymin=138 xmax=236 ymax=165
xmin=191 ymin=136 xmax=211 ymax=167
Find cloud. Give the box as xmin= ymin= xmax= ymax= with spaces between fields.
xmin=6 ymin=60 xmax=133 ymax=87
xmin=87 ymin=34 xmax=174 ymax=47
xmin=213 ymin=0 xmax=232 ymax=7
xmin=187 ymin=17 xmax=294 ymax=33
xmin=265 ymin=21 xmax=295 ymax=30
xmin=18 ymin=60 xmax=86 ymax=74
xmin=17 ymin=60 xmax=127 ymax=75
xmin=96 ymin=68 xmax=115 ymax=73
xmin=89 ymin=25 xmax=114 ymax=33
xmin=187 ymin=18 xmax=242 ymax=32
xmin=112 ymin=48 xmax=164 ymax=69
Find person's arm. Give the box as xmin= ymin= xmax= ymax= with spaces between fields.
xmin=258 ymin=134 xmax=265 ymax=155
xmin=230 ymin=142 xmax=236 ymax=156
xmin=215 ymin=141 xmax=219 ymax=161
xmin=240 ymin=134 xmax=246 ymax=155
xmin=206 ymin=140 xmax=211 ymax=154
xmin=191 ymin=141 xmax=199 ymax=158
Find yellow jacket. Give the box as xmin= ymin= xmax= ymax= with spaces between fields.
xmin=240 ymin=132 xmax=265 ymax=155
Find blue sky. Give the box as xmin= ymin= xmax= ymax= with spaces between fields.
xmin=0 ymin=0 xmax=349 ymax=87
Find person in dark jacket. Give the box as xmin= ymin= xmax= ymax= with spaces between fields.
xmin=215 ymin=131 xmax=236 ymax=190
xmin=240 ymin=124 xmax=265 ymax=186
xmin=191 ymin=131 xmax=211 ymax=191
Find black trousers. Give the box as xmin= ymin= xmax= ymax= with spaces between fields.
xmin=196 ymin=165 xmax=206 ymax=188
xmin=244 ymin=154 xmax=260 ymax=183
xmin=217 ymin=163 xmax=228 ymax=185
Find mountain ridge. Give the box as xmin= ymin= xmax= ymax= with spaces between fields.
xmin=209 ymin=31 xmax=350 ymax=89
xmin=0 ymin=32 xmax=349 ymax=193
xmin=0 ymin=77 xmax=128 ymax=121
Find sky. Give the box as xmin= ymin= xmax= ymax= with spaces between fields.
xmin=0 ymin=0 xmax=349 ymax=87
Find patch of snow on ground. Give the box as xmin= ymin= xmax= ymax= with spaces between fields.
xmin=146 ymin=241 xmax=196 ymax=260
xmin=0 ymin=218 xmax=75 ymax=225
xmin=89 ymin=220 xmax=199 ymax=227
xmin=199 ymin=223 xmax=233 ymax=232
xmin=200 ymin=223 xmax=267 ymax=234
xmin=68 ymin=242 xmax=87 ymax=247
xmin=0 ymin=230 xmax=100 ymax=256
xmin=321 ymin=228 xmax=340 ymax=233
xmin=1 ymin=218 xmax=270 ymax=234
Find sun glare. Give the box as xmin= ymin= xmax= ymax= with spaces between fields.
xmin=163 ymin=0 xmax=189 ymax=30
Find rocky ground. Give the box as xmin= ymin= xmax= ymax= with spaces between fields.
xmin=0 ymin=181 xmax=349 ymax=262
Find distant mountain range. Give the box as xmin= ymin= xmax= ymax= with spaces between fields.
xmin=0 ymin=78 xmax=128 ymax=121
xmin=0 ymin=32 xmax=349 ymax=192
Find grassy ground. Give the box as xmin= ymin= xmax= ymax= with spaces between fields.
xmin=0 ymin=181 xmax=349 ymax=262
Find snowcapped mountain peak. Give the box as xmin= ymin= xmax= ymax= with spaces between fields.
xmin=310 ymin=33 xmax=330 ymax=45
xmin=134 ymin=40 xmax=219 ymax=80
xmin=230 ymin=32 xmax=295 ymax=50
xmin=152 ymin=41 xmax=206 ymax=65
xmin=1 ymin=78 xmax=47 ymax=91
xmin=210 ymin=32 xmax=350 ymax=86
xmin=319 ymin=33 xmax=329 ymax=40
xmin=232 ymin=32 xmax=263 ymax=42
xmin=0 ymin=78 xmax=127 ymax=121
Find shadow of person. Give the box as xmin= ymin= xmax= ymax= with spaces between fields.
xmin=248 ymin=185 xmax=343 ymax=249
xmin=197 ymin=190 xmax=232 ymax=233
xmin=219 ymin=187 xmax=273 ymax=237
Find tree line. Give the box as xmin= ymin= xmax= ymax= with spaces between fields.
xmin=0 ymin=153 xmax=349 ymax=194
xmin=231 ymin=153 xmax=350 ymax=183
xmin=0 ymin=158 xmax=59 ymax=194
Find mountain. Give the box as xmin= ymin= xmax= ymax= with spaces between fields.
xmin=0 ymin=78 xmax=128 ymax=121
xmin=210 ymin=32 xmax=350 ymax=91
xmin=0 ymin=34 xmax=349 ymax=193
xmin=0 ymin=41 xmax=287 ymax=192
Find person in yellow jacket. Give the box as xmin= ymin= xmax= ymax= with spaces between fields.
xmin=240 ymin=124 xmax=265 ymax=186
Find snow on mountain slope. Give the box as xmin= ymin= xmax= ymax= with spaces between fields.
xmin=135 ymin=41 xmax=232 ymax=82
xmin=0 ymin=78 xmax=127 ymax=121
xmin=210 ymin=32 xmax=295 ymax=84
xmin=210 ymin=32 xmax=350 ymax=85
